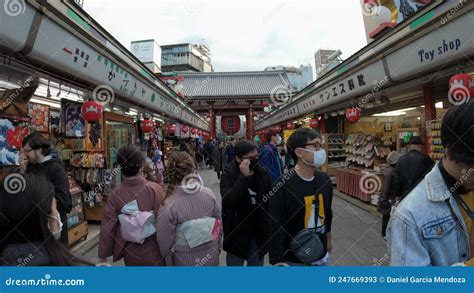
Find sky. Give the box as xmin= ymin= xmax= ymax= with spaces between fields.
xmin=82 ymin=0 xmax=368 ymax=75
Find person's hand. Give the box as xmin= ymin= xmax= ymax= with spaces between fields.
xmin=19 ymin=152 xmax=28 ymax=174
xmin=239 ymin=159 xmax=252 ymax=176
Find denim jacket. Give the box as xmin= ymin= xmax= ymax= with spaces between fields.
xmin=387 ymin=164 xmax=471 ymax=266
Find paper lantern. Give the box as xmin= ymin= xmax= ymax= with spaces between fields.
xmin=346 ymin=108 xmax=361 ymax=123
xmin=274 ymin=125 xmax=282 ymax=133
xmin=141 ymin=119 xmax=154 ymax=132
xmin=167 ymin=124 xmax=176 ymax=135
xmin=81 ymin=101 xmax=102 ymax=122
xmin=197 ymin=130 xmax=203 ymax=136
xmin=181 ymin=125 xmax=189 ymax=134
xmin=309 ymin=118 xmax=319 ymax=129
xmin=286 ymin=122 xmax=294 ymax=130
xmin=449 ymin=73 xmax=474 ymax=104
xmin=221 ymin=116 xmax=241 ymax=135
xmin=191 ymin=128 xmax=198 ymax=135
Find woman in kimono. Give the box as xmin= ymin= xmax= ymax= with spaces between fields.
xmin=98 ymin=145 xmax=165 ymax=266
xmin=156 ymin=151 xmax=222 ymax=266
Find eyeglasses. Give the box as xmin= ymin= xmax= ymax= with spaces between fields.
xmin=304 ymin=142 xmax=322 ymax=150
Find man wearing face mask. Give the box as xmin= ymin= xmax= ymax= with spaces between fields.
xmin=269 ymin=128 xmax=333 ymax=266
xmin=220 ymin=140 xmax=272 ymax=266
xmin=259 ymin=129 xmax=284 ymax=182
xmin=388 ymin=102 xmax=474 ymax=266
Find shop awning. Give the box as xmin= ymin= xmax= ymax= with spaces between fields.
xmin=255 ymin=1 xmax=474 ymax=130
xmin=0 ymin=0 xmax=209 ymax=131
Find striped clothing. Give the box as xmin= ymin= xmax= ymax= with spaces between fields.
xmin=156 ymin=186 xmax=222 ymax=266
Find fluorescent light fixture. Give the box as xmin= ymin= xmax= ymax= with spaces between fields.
xmin=435 ymin=101 xmax=443 ymax=109
xmin=30 ymin=97 xmax=61 ymax=109
xmin=372 ymin=107 xmax=416 ymax=117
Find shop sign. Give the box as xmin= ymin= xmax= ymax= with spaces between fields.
xmin=386 ymin=14 xmax=474 ymax=81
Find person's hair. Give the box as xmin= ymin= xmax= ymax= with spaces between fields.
xmin=0 ymin=173 xmax=91 ymax=266
xmin=117 ymin=145 xmax=144 ymax=177
xmin=265 ymin=129 xmax=277 ymax=142
xmin=235 ymin=140 xmax=257 ymax=158
xmin=166 ymin=151 xmax=196 ymax=197
xmin=408 ymin=136 xmax=423 ymax=146
xmin=22 ymin=132 xmax=51 ymax=155
xmin=441 ymin=101 xmax=474 ymax=164
xmin=287 ymin=128 xmax=321 ymax=162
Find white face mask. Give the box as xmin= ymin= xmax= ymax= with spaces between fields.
xmin=299 ymin=149 xmax=326 ymax=167
xmin=275 ymin=135 xmax=282 ymax=146
xmin=47 ymin=214 xmax=63 ymax=240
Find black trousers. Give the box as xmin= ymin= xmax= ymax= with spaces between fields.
xmin=381 ymin=214 xmax=390 ymax=237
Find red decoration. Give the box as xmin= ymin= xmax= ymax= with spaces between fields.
xmin=181 ymin=125 xmax=189 ymax=134
xmin=274 ymin=125 xmax=282 ymax=133
xmin=81 ymin=101 xmax=102 ymax=122
xmin=346 ymin=108 xmax=361 ymax=123
xmin=286 ymin=122 xmax=294 ymax=130
xmin=197 ymin=130 xmax=203 ymax=136
xmin=449 ymin=73 xmax=474 ymax=101
xmin=191 ymin=128 xmax=198 ymax=135
xmin=7 ymin=127 xmax=29 ymax=149
xmin=221 ymin=116 xmax=241 ymax=135
xmin=155 ymin=121 xmax=161 ymax=128
xmin=167 ymin=124 xmax=176 ymax=135
xmin=141 ymin=119 xmax=154 ymax=132
xmin=309 ymin=118 xmax=319 ymax=129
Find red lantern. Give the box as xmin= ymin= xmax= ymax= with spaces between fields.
xmin=81 ymin=101 xmax=102 ymax=122
xmin=181 ymin=125 xmax=189 ymax=134
xmin=309 ymin=118 xmax=319 ymax=129
xmin=274 ymin=125 xmax=282 ymax=133
xmin=191 ymin=128 xmax=198 ymax=135
xmin=346 ymin=108 xmax=361 ymax=123
xmin=221 ymin=116 xmax=241 ymax=135
xmin=197 ymin=130 xmax=203 ymax=136
xmin=449 ymin=73 xmax=474 ymax=103
xmin=155 ymin=121 xmax=161 ymax=128
xmin=141 ymin=119 xmax=154 ymax=132
xmin=286 ymin=122 xmax=294 ymax=130
xmin=167 ymin=124 xmax=176 ymax=135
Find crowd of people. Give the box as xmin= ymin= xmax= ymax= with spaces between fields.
xmin=0 ymin=102 xmax=473 ymax=267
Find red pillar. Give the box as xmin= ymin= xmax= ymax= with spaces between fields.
xmin=246 ymin=104 xmax=254 ymax=139
xmin=423 ymin=84 xmax=436 ymax=154
xmin=208 ymin=104 xmax=216 ymax=139
xmin=319 ymin=114 xmax=326 ymax=134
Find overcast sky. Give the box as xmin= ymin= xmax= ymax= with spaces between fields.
xmin=82 ymin=0 xmax=368 ymax=75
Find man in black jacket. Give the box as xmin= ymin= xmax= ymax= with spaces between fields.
xmin=21 ymin=132 xmax=72 ymax=244
xmin=392 ymin=136 xmax=435 ymax=201
xmin=220 ymin=139 xmax=272 ymax=266
xmin=269 ymin=128 xmax=333 ymax=266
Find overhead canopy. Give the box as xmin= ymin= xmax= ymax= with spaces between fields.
xmin=0 ymin=0 xmax=209 ymax=130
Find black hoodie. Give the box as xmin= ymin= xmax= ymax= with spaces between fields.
xmin=26 ymin=149 xmax=72 ymax=213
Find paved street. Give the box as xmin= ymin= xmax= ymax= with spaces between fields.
xmin=82 ymin=168 xmax=388 ymax=266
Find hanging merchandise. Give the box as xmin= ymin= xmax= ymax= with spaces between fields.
xmin=345 ymin=108 xmax=361 ymax=123
xmin=81 ymin=101 xmax=103 ymax=122
xmin=182 ymin=125 xmax=189 ymax=134
xmin=167 ymin=124 xmax=176 ymax=136
xmin=141 ymin=119 xmax=154 ymax=133
xmin=309 ymin=118 xmax=319 ymax=129
xmin=0 ymin=116 xmax=30 ymax=165
xmin=448 ymin=73 xmax=474 ymax=104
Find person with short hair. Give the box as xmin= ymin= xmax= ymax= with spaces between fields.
xmin=21 ymin=132 xmax=72 ymax=244
xmin=259 ymin=129 xmax=284 ymax=182
xmin=220 ymin=139 xmax=272 ymax=266
xmin=269 ymin=128 xmax=333 ymax=266
xmin=99 ymin=145 xmax=165 ymax=266
xmin=224 ymin=136 xmax=238 ymax=167
xmin=388 ymin=102 xmax=474 ymax=266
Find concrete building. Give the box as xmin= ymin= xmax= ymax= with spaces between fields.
xmin=161 ymin=43 xmax=213 ymax=73
xmin=314 ymin=49 xmax=342 ymax=79
xmin=130 ymin=39 xmax=162 ymax=74
xmin=265 ymin=65 xmax=313 ymax=91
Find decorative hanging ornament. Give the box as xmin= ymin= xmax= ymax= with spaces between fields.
xmin=448 ymin=73 xmax=474 ymax=105
xmin=141 ymin=119 xmax=154 ymax=133
xmin=274 ymin=125 xmax=282 ymax=133
xmin=182 ymin=125 xmax=189 ymax=134
xmin=81 ymin=101 xmax=102 ymax=122
xmin=191 ymin=128 xmax=198 ymax=135
xmin=167 ymin=124 xmax=176 ymax=135
xmin=286 ymin=122 xmax=294 ymax=130
xmin=309 ymin=118 xmax=319 ymax=129
xmin=345 ymin=108 xmax=361 ymax=123
xmin=197 ymin=130 xmax=203 ymax=136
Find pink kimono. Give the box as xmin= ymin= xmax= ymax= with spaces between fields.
xmin=99 ymin=176 xmax=165 ymax=266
